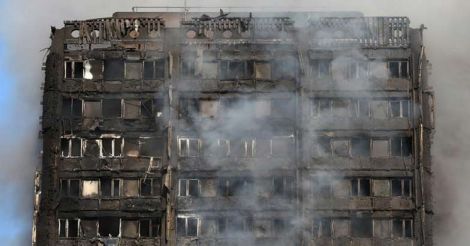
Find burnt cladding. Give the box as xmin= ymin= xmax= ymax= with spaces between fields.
xmin=35 ymin=11 xmax=434 ymax=246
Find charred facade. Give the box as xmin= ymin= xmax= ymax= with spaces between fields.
xmin=36 ymin=11 xmax=434 ymax=246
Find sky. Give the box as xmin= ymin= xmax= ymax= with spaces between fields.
xmin=0 ymin=0 xmax=470 ymax=245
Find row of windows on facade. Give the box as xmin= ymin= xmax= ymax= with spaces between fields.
xmin=60 ymin=178 xmax=160 ymax=198
xmin=312 ymin=98 xmax=411 ymax=119
xmin=176 ymin=216 xmax=413 ymax=239
xmin=62 ymin=98 xmax=163 ymax=119
xmin=312 ymin=60 xmax=409 ymax=79
xmin=64 ymin=58 xmax=408 ymax=81
xmin=58 ymin=218 xmax=159 ymax=239
xmin=315 ymin=136 xmax=412 ymax=158
xmin=60 ymin=137 xmax=162 ymax=158
xmin=178 ymin=177 xmax=412 ymax=199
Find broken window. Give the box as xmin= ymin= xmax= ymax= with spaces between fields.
xmin=140 ymin=219 xmax=160 ymax=237
xmin=178 ymin=179 xmax=199 ymax=197
xmin=102 ymin=99 xmax=122 ymax=118
xmin=179 ymin=98 xmax=199 ymax=119
xmin=140 ymin=178 xmax=161 ymax=196
xmin=60 ymin=179 xmax=80 ymax=197
xmin=313 ymin=218 xmax=332 ymax=237
xmin=84 ymin=139 xmax=100 ymax=157
xmin=389 ymin=60 xmax=409 ymax=78
xmin=123 ymin=138 xmax=139 ymax=157
xmin=144 ymin=59 xmax=165 ymax=80
xmin=391 ymin=137 xmax=412 ymax=157
xmin=101 ymin=137 xmax=122 ymax=157
xmin=371 ymin=139 xmax=389 ymax=158
xmin=351 ymin=137 xmax=370 ymax=157
xmin=332 ymin=139 xmax=350 ymax=157
xmin=61 ymin=137 xmax=82 ymax=157
xmin=122 ymin=179 xmax=139 ymax=197
xmin=178 ymin=138 xmax=200 ymax=157
xmin=123 ymin=99 xmax=140 ymax=119
xmin=219 ymin=60 xmax=253 ymax=80
xmin=140 ymin=137 xmax=162 ymax=157
xmin=81 ymin=180 xmax=99 ymax=198
xmin=177 ymin=216 xmax=198 ymax=237
xmin=104 ymin=59 xmax=124 ymax=81
xmin=312 ymin=178 xmax=332 ymax=198
xmin=255 ymin=62 xmax=272 ymax=80
xmin=353 ymin=99 xmax=370 ymax=118
xmin=125 ymin=61 xmax=143 ymax=80
xmin=391 ymin=178 xmax=412 ymax=197
xmin=390 ymin=100 xmax=410 ymax=118
xmin=62 ymin=97 xmax=82 ymax=118
xmin=393 ymin=219 xmax=413 ymax=238
xmin=370 ymin=100 xmax=388 ymax=119
xmin=101 ymin=178 xmax=120 ymax=198
xmin=271 ymin=136 xmax=294 ymax=157
xmin=83 ymin=100 xmax=102 ymax=118
xmin=333 ymin=219 xmax=350 ymax=238
xmin=218 ymin=177 xmax=253 ymax=197
xmin=373 ymin=180 xmax=391 ymax=197
xmin=351 ymin=215 xmax=373 ymax=238
xmin=141 ymin=98 xmax=164 ymax=118
xmin=59 ymin=219 xmax=80 ymax=238
xmin=98 ymin=217 xmax=120 ymax=237
xmin=64 ymin=61 xmax=84 ymax=79
xmin=272 ymin=57 xmax=298 ymax=80
xmin=351 ymin=178 xmax=371 ymax=197
xmin=273 ymin=176 xmax=294 ymax=199
xmin=312 ymin=59 xmax=331 ymax=79
xmin=314 ymin=137 xmax=331 ymax=157
xmin=199 ymin=99 xmax=219 ymax=118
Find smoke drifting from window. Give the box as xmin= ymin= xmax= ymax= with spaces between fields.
xmin=0 ymin=0 xmax=469 ymax=245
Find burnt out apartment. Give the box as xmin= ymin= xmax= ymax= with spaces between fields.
xmin=35 ymin=10 xmax=434 ymax=246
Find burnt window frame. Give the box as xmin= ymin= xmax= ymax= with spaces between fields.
xmin=217 ymin=177 xmax=254 ymax=197
xmin=64 ymin=61 xmax=84 ymax=79
xmin=98 ymin=217 xmax=121 ymax=237
xmin=61 ymin=137 xmax=83 ymax=158
xmin=392 ymin=218 xmax=413 ymax=238
xmin=178 ymin=179 xmax=200 ymax=197
xmin=351 ymin=215 xmax=373 ymax=238
xmin=219 ymin=59 xmax=254 ymax=80
xmin=139 ymin=218 xmax=161 ymax=238
xmin=351 ymin=137 xmax=370 ymax=157
xmin=351 ymin=178 xmax=371 ymax=197
xmin=143 ymin=59 xmax=165 ymax=80
xmin=100 ymin=178 xmax=121 ymax=198
xmin=352 ymin=99 xmax=371 ymax=118
xmin=390 ymin=99 xmax=410 ymax=118
xmin=177 ymin=216 xmax=199 ymax=237
xmin=178 ymin=137 xmax=201 ymax=157
xmin=101 ymin=99 xmax=122 ymax=118
xmin=62 ymin=97 xmax=83 ymax=118
xmin=58 ymin=218 xmax=81 ymax=238
xmin=313 ymin=218 xmax=332 ymax=238
xmin=141 ymin=98 xmax=164 ymax=119
xmin=272 ymin=176 xmax=294 ymax=199
xmin=391 ymin=137 xmax=412 ymax=157
xmin=100 ymin=137 xmax=123 ymax=158
xmin=140 ymin=178 xmax=162 ymax=197
xmin=388 ymin=60 xmax=409 ymax=78
xmin=60 ymin=179 xmax=80 ymax=198
xmin=391 ymin=178 xmax=413 ymax=197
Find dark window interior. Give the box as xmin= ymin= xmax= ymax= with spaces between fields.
xmin=140 ymin=138 xmax=162 ymax=157
xmin=188 ymin=179 xmax=199 ymax=197
xmin=352 ymin=137 xmax=370 ymax=157
xmin=68 ymin=219 xmax=79 ymax=237
xmin=104 ymin=59 xmax=124 ymax=81
xmin=359 ymin=179 xmax=371 ymax=196
xmin=187 ymin=218 xmax=198 ymax=236
xmin=220 ymin=60 xmax=253 ymax=80
xmin=101 ymin=178 xmax=112 ymax=197
xmin=144 ymin=59 xmax=165 ymax=80
xmin=74 ymin=62 xmax=84 ymax=79
xmin=141 ymin=179 xmax=160 ymax=196
xmin=351 ymin=216 xmax=372 ymax=237
xmin=391 ymin=137 xmax=402 ymax=156
xmin=272 ymin=58 xmax=298 ymax=80
xmin=177 ymin=218 xmax=186 ymax=236
xmin=59 ymin=219 xmax=66 ymax=237
xmin=389 ymin=62 xmax=400 ymax=78
xmin=140 ymin=219 xmax=160 ymax=237
xmin=391 ymin=101 xmax=401 ymax=117
xmin=70 ymin=180 xmax=79 ymax=197
xmin=71 ymin=139 xmax=81 ymax=157
xmin=99 ymin=217 xmax=120 ymax=237
xmin=102 ymin=99 xmax=121 ymax=118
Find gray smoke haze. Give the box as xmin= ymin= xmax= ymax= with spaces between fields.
xmin=0 ymin=0 xmax=469 ymax=245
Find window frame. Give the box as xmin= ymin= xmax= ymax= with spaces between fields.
xmin=178 ymin=137 xmax=201 ymax=157
xmin=61 ymin=137 xmax=83 ymax=158
xmin=178 ymin=179 xmax=200 ymax=197
xmin=64 ymin=61 xmax=84 ymax=79
xmin=100 ymin=137 xmax=123 ymax=158
xmin=58 ymin=218 xmax=81 ymax=238
xmin=177 ymin=216 xmax=199 ymax=237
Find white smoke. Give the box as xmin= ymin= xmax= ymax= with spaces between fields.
xmin=0 ymin=0 xmax=469 ymax=245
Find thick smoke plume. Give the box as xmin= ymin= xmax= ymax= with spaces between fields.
xmin=0 ymin=0 xmax=469 ymax=245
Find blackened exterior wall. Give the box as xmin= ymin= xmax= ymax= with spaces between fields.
xmin=36 ymin=11 xmax=433 ymax=246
